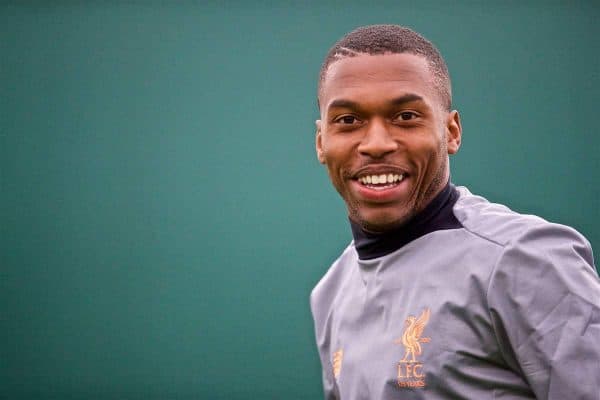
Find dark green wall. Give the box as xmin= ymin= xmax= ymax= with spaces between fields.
xmin=2 ymin=2 xmax=598 ymax=398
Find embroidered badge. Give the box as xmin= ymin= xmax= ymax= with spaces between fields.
xmin=332 ymin=349 xmax=344 ymax=379
xmin=394 ymin=308 xmax=431 ymax=388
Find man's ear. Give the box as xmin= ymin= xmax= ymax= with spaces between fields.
xmin=446 ymin=110 xmax=462 ymax=155
xmin=316 ymin=120 xmax=326 ymax=164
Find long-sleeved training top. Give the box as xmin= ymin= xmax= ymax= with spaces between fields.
xmin=310 ymin=183 xmax=600 ymax=399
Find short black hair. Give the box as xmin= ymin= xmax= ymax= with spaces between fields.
xmin=318 ymin=25 xmax=451 ymax=110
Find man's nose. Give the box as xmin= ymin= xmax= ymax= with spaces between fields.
xmin=357 ymin=120 xmax=398 ymax=158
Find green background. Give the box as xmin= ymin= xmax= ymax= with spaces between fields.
xmin=2 ymin=2 xmax=598 ymax=398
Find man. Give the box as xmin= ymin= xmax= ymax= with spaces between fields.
xmin=310 ymin=25 xmax=600 ymax=399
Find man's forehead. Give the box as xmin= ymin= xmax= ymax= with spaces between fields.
xmin=320 ymin=53 xmax=438 ymax=107
xmin=324 ymin=53 xmax=431 ymax=84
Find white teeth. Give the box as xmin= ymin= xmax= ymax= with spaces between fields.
xmin=358 ymin=173 xmax=405 ymax=185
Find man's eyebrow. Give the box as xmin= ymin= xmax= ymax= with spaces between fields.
xmin=327 ymin=94 xmax=425 ymax=111
xmin=327 ymin=99 xmax=360 ymax=110
xmin=390 ymin=93 xmax=424 ymax=105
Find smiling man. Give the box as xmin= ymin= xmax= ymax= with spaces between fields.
xmin=310 ymin=25 xmax=600 ymax=399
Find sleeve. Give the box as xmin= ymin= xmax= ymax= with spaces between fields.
xmin=310 ymin=291 xmax=339 ymax=400
xmin=487 ymin=223 xmax=600 ymax=400
xmin=318 ymin=354 xmax=338 ymax=400
xmin=311 ymin=296 xmax=339 ymax=400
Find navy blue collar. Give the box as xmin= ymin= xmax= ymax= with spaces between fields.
xmin=350 ymin=183 xmax=462 ymax=260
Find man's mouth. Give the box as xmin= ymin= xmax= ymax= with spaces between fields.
xmin=356 ymin=173 xmax=405 ymax=191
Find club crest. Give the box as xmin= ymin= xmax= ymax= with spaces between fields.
xmin=394 ymin=308 xmax=431 ymax=388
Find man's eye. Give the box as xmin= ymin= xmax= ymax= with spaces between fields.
xmin=397 ymin=112 xmax=417 ymax=121
xmin=336 ymin=115 xmax=360 ymax=124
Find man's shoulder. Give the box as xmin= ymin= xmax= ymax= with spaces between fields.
xmin=453 ymin=185 xmax=596 ymax=281
xmin=310 ymin=243 xmax=357 ymax=316
xmin=452 ymin=186 xmax=588 ymax=249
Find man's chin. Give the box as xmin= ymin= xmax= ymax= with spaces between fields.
xmin=352 ymin=210 xmax=414 ymax=234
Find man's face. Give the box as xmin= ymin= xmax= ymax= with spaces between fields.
xmin=316 ymin=53 xmax=461 ymax=232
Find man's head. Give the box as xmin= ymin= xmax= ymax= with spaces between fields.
xmin=316 ymin=25 xmax=462 ymax=232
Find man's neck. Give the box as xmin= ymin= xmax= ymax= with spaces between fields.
xmin=350 ymin=182 xmax=462 ymax=260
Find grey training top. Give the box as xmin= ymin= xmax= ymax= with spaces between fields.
xmin=310 ymin=185 xmax=600 ymax=399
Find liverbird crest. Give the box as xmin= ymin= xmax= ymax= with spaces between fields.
xmin=394 ymin=308 xmax=431 ymax=363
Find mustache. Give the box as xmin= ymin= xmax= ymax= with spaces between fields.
xmin=346 ymin=163 xmax=409 ymax=179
